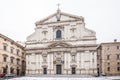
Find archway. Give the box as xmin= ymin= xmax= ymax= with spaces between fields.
xmin=56 ymin=30 xmax=62 ymax=39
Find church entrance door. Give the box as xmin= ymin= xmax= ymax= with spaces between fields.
xmin=72 ymin=67 xmax=76 ymax=74
xmin=56 ymin=64 xmax=62 ymax=74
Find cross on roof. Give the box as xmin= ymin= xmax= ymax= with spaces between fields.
xmin=57 ymin=3 xmax=60 ymax=10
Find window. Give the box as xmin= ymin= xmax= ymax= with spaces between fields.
xmin=3 ymin=45 xmax=7 ymax=51
xmin=11 ymin=58 xmax=13 ymax=63
xmin=3 ymin=65 xmax=8 ymax=74
xmin=107 ymin=67 xmax=110 ymax=71
xmin=3 ymin=56 xmax=7 ymax=62
xmin=16 ymin=49 xmax=20 ymax=56
xmin=3 ymin=67 xmax=6 ymax=74
xmin=10 ymin=47 xmax=14 ymax=53
xmin=107 ymin=55 xmax=110 ymax=60
xmin=16 ymin=59 xmax=20 ymax=65
xmin=22 ymin=52 xmax=24 ymax=57
xmin=117 ymin=54 xmax=120 ymax=60
xmin=117 ymin=46 xmax=119 ymax=49
xmin=56 ymin=30 xmax=62 ymax=39
xmin=108 ymin=62 xmax=110 ymax=65
xmin=117 ymin=62 xmax=120 ymax=65
xmin=117 ymin=67 xmax=120 ymax=71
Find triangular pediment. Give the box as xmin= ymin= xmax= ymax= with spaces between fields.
xmin=48 ymin=42 xmax=72 ymax=48
xmin=35 ymin=12 xmax=84 ymax=25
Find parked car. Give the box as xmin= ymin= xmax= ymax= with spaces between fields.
xmin=0 ymin=73 xmax=5 ymax=78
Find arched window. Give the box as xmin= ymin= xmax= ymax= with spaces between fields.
xmin=56 ymin=30 xmax=62 ymax=39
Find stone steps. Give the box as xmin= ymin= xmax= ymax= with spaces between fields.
xmin=27 ymin=74 xmax=93 ymax=78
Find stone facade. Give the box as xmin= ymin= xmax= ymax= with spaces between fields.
xmin=26 ymin=9 xmax=98 ymax=76
xmin=0 ymin=33 xmax=26 ymax=76
xmin=97 ymin=40 xmax=120 ymax=76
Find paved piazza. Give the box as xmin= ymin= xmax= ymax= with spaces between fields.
xmin=6 ymin=76 xmax=120 ymax=80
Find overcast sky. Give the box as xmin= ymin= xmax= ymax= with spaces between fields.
xmin=0 ymin=0 xmax=120 ymax=43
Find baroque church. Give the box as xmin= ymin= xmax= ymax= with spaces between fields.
xmin=25 ymin=8 xmax=98 ymax=76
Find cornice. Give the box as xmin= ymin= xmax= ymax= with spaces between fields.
xmin=37 ymin=20 xmax=82 ymax=26
xmin=25 ymin=44 xmax=98 ymax=51
xmin=35 ymin=11 xmax=84 ymax=26
xmin=0 ymin=33 xmax=25 ymax=50
xmin=26 ymin=38 xmax=96 ymax=45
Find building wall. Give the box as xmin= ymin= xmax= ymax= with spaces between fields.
xmin=26 ymin=46 xmax=97 ymax=76
xmin=97 ymin=42 xmax=120 ymax=76
xmin=26 ymin=11 xmax=97 ymax=76
xmin=27 ymin=15 xmax=96 ymax=45
xmin=0 ymin=34 xmax=26 ymax=76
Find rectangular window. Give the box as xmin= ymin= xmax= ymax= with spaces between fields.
xmin=22 ymin=52 xmax=24 ymax=57
xmin=16 ymin=49 xmax=20 ymax=56
xmin=3 ymin=45 xmax=7 ymax=51
xmin=107 ymin=55 xmax=110 ymax=60
xmin=117 ymin=46 xmax=119 ymax=49
xmin=117 ymin=67 xmax=120 ymax=71
xmin=108 ymin=62 xmax=110 ymax=65
xmin=117 ymin=54 xmax=120 ymax=60
xmin=107 ymin=67 xmax=110 ymax=71
xmin=3 ymin=56 xmax=7 ymax=62
xmin=3 ymin=43 xmax=8 ymax=51
xmin=11 ymin=58 xmax=14 ymax=63
xmin=17 ymin=59 xmax=20 ymax=65
xmin=10 ymin=47 xmax=14 ymax=53
xmin=117 ymin=62 xmax=120 ymax=65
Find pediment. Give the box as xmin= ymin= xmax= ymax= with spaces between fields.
xmin=48 ymin=42 xmax=72 ymax=48
xmin=35 ymin=12 xmax=84 ymax=25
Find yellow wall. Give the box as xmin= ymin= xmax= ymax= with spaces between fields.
xmin=0 ymin=35 xmax=26 ymax=76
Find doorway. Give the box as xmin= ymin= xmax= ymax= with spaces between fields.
xmin=72 ymin=67 xmax=76 ymax=74
xmin=43 ymin=68 xmax=47 ymax=74
xmin=56 ymin=64 xmax=62 ymax=74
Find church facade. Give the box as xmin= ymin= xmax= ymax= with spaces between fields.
xmin=25 ymin=9 xmax=98 ymax=76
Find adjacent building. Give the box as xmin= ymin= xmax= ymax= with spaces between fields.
xmin=0 ymin=33 xmax=26 ymax=76
xmin=25 ymin=9 xmax=98 ymax=76
xmin=97 ymin=40 xmax=120 ymax=76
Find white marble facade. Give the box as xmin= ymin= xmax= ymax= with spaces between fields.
xmin=25 ymin=9 xmax=98 ymax=76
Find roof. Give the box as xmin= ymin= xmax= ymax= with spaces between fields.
xmin=97 ymin=41 xmax=120 ymax=49
xmin=35 ymin=11 xmax=84 ymax=25
xmin=0 ymin=33 xmax=25 ymax=49
xmin=101 ymin=42 xmax=120 ymax=45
